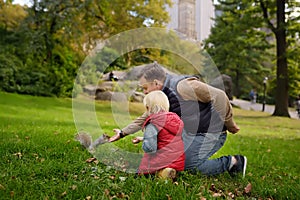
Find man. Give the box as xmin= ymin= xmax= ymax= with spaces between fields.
xmin=109 ymin=62 xmax=247 ymax=177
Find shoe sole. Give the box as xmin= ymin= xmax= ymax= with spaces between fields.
xmin=242 ymin=156 xmax=247 ymax=178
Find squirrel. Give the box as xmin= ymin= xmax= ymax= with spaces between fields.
xmin=75 ymin=132 xmax=110 ymax=152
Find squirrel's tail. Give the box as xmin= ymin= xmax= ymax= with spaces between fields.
xmin=75 ymin=132 xmax=92 ymax=149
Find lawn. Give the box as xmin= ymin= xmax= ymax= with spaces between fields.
xmin=0 ymin=92 xmax=299 ymax=199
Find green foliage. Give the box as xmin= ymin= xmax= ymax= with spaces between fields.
xmin=204 ymin=0 xmax=272 ymax=98
xmin=204 ymin=0 xmax=300 ymax=102
xmin=0 ymin=92 xmax=300 ymax=199
xmin=0 ymin=0 xmax=172 ymax=97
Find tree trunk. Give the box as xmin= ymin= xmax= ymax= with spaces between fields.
xmin=272 ymin=0 xmax=290 ymax=117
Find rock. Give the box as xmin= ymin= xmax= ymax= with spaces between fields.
xmin=210 ymin=74 xmax=233 ymax=100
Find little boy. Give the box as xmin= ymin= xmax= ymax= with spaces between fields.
xmin=133 ymin=90 xmax=185 ymax=179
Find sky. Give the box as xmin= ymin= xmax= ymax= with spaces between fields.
xmin=11 ymin=0 xmax=299 ymax=17
xmin=12 ymin=0 xmax=32 ymax=6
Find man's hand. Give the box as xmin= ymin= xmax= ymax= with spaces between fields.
xmin=108 ymin=129 xmax=122 ymax=142
xmin=227 ymin=124 xmax=240 ymax=134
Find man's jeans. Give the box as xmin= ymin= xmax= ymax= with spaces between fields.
xmin=183 ymin=131 xmax=231 ymax=176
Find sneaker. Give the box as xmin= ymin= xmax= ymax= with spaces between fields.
xmin=229 ymin=155 xmax=247 ymax=178
xmin=157 ymin=168 xmax=177 ymax=179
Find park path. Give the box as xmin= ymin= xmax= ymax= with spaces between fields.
xmin=230 ymin=99 xmax=299 ymax=119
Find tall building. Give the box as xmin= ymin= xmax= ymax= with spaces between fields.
xmin=166 ymin=0 xmax=215 ymax=42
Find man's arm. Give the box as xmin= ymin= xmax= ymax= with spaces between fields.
xmin=109 ymin=112 xmax=149 ymax=142
xmin=177 ymin=78 xmax=239 ymax=133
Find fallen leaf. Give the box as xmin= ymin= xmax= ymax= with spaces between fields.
xmin=13 ymin=152 xmax=22 ymax=158
xmin=212 ymin=192 xmax=222 ymax=197
xmin=0 ymin=184 xmax=5 ymax=190
xmin=209 ymin=183 xmax=217 ymax=192
xmin=228 ymin=192 xmax=235 ymax=199
xmin=117 ymin=193 xmax=129 ymax=199
xmin=85 ymin=196 xmax=92 ymax=200
xmin=86 ymin=157 xmax=97 ymax=163
xmin=10 ymin=191 xmax=14 ymax=198
xmin=71 ymin=185 xmax=77 ymax=190
xmin=93 ymin=160 xmax=99 ymax=164
xmin=166 ymin=194 xmax=172 ymax=200
xmin=61 ymin=191 xmax=67 ymax=197
xmin=234 ymin=188 xmax=243 ymax=196
xmin=244 ymin=183 xmax=252 ymax=194
xmin=104 ymin=189 xmax=110 ymax=196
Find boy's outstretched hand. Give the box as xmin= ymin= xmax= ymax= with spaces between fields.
xmin=108 ymin=129 xmax=121 ymax=142
xmin=132 ymin=137 xmax=144 ymax=144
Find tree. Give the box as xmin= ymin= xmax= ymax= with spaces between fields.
xmin=259 ymin=0 xmax=299 ymax=117
xmin=204 ymin=0 xmax=271 ymax=98
xmin=205 ymin=0 xmax=300 ymax=117
xmin=0 ymin=0 xmax=173 ymax=97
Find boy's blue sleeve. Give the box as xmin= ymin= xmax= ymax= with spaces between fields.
xmin=142 ymin=123 xmax=158 ymax=153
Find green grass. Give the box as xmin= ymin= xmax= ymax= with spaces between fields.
xmin=0 ymin=91 xmax=299 ymax=199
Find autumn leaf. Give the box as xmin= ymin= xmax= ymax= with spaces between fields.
xmin=244 ymin=183 xmax=252 ymax=194
xmin=228 ymin=191 xmax=235 ymax=199
xmin=61 ymin=191 xmax=67 ymax=197
xmin=71 ymin=185 xmax=77 ymax=190
xmin=212 ymin=192 xmax=222 ymax=197
xmin=209 ymin=183 xmax=217 ymax=192
xmin=13 ymin=152 xmax=22 ymax=158
xmin=104 ymin=189 xmax=110 ymax=196
xmin=0 ymin=184 xmax=5 ymax=190
xmin=86 ymin=157 xmax=97 ymax=163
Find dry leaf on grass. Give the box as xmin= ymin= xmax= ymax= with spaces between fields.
xmin=0 ymin=184 xmax=5 ymax=190
xmin=61 ymin=191 xmax=67 ymax=197
xmin=13 ymin=152 xmax=22 ymax=158
xmin=71 ymin=185 xmax=77 ymax=190
xmin=104 ymin=189 xmax=110 ymax=196
xmin=212 ymin=192 xmax=222 ymax=197
xmin=86 ymin=157 xmax=97 ymax=163
xmin=209 ymin=183 xmax=217 ymax=192
xmin=244 ymin=183 xmax=252 ymax=194
xmin=85 ymin=196 xmax=92 ymax=200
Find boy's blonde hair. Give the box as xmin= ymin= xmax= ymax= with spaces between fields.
xmin=143 ymin=90 xmax=170 ymax=114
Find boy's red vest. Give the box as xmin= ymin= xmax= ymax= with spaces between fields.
xmin=138 ymin=112 xmax=185 ymax=174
